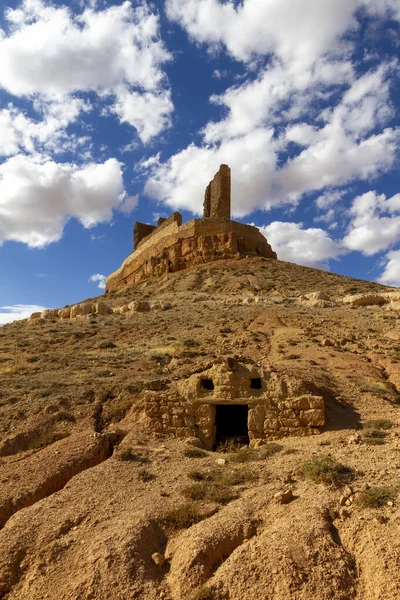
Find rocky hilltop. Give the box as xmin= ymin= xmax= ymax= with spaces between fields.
xmin=105 ymin=165 xmax=276 ymax=292
xmin=0 ymin=256 xmax=400 ymax=599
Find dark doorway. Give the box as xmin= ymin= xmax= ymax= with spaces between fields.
xmin=215 ymin=404 xmax=249 ymax=447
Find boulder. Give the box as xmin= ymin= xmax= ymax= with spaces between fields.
xmin=343 ymin=294 xmax=387 ymax=306
xmin=129 ymin=300 xmax=150 ymax=312
xmin=28 ymin=312 xmax=42 ymax=321
xmin=302 ymin=291 xmax=330 ymax=301
xmin=40 ymin=309 xmax=59 ymax=319
xmin=58 ymin=308 xmax=71 ymax=319
xmin=70 ymin=303 xmax=93 ymax=318
xmin=274 ymin=488 xmax=293 ymax=504
xmin=93 ymin=302 xmax=112 ymax=315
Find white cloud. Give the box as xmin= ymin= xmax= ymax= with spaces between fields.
xmin=166 ymin=0 xmax=358 ymax=67
xmin=0 ymin=155 xmax=126 ymax=247
xmin=146 ymin=0 xmax=399 ymax=219
xmin=378 ymin=250 xmax=400 ymax=286
xmin=0 ymin=0 xmax=173 ymax=144
xmin=0 ymin=304 xmax=47 ymax=325
xmin=342 ymin=191 xmax=400 ymax=255
xmin=143 ymin=128 xmax=278 ymax=217
xmin=89 ymin=273 xmax=106 ymax=290
xmin=0 ymin=98 xmax=90 ymax=157
xmin=259 ymin=221 xmax=344 ymax=269
xmin=118 ymin=193 xmax=139 ymax=214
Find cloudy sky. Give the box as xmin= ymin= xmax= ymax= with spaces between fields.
xmin=0 ymin=0 xmax=399 ymax=324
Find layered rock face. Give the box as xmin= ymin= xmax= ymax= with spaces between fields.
xmin=106 ymin=165 xmax=277 ymax=292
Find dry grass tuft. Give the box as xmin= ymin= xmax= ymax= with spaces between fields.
xmin=302 ymin=456 xmax=355 ymax=486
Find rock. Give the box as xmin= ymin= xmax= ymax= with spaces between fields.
xmin=40 ymin=309 xmax=59 ymax=319
xmin=343 ymin=294 xmax=387 ymax=306
xmin=28 ymin=312 xmax=42 ymax=320
xmin=348 ymin=433 xmax=362 ymax=444
xmin=322 ymin=338 xmax=335 ymax=347
xmin=129 ymin=300 xmax=150 ymax=312
xmin=215 ymin=458 xmax=226 ymax=465
xmin=70 ymin=303 xmax=93 ymax=318
xmin=339 ymin=495 xmax=348 ymax=506
xmin=151 ymin=552 xmax=164 ymax=568
xmin=93 ymin=302 xmax=112 ymax=315
xmin=274 ymin=488 xmax=293 ymax=504
xmin=58 ymin=308 xmax=71 ymax=319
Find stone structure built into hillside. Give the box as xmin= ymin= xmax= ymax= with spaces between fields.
xmin=105 ymin=165 xmax=277 ymax=292
xmin=139 ymin=359 xmax=325 ymax=449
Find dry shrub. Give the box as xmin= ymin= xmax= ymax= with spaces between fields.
xmin=161 ymin=502 xmax=206 ymax=531
xmin=229 ymin=443 xmax=282 ymax=463
xmin=302 ymin=456 xmax=355 ymax=486
xmin=184 ymin=448 xmax=208 ymax=459
xmin=116 ymin=446 xmax=149 ymax=463
xmin=138 ymin=468 xmax=155 ymax=482
xmin=358 ymin=486 xmax=395 ymax=508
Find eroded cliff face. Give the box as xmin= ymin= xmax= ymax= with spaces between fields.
xmin=106 ymin=216 xmax=277 ymax=292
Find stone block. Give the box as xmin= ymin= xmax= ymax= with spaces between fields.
xmin=248 ymin=406 xmax=265 ymax=432
xmin=299 ymin=409 xmax=325 ymax=427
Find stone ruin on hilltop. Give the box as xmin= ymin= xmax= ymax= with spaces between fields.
xmin=105 ymin=165 xmax=277 ymax=292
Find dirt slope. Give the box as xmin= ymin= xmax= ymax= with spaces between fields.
xmin=0 ymin=257 xmax=399 ymax=599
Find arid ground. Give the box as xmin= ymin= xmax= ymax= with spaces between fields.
xmin=0 ymin=257 xmax=400 ymax=599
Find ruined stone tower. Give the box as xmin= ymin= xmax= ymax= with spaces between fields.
xmin=105 ymin=165 xmax=277 ymax=292
xmin=203 ymin=164 xmax=231 ymax=219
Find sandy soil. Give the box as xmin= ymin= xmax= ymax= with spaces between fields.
xmin=0 ymin=257 xmax=399 ymax=599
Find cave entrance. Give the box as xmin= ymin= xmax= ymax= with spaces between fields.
xmin=214 ymin=404 xmax=249 ymax=448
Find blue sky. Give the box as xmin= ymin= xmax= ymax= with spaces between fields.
xmin=0 ymin=0 xmax=400 ymax=323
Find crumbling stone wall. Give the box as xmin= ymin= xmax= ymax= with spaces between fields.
xmin=203 ymin=164 xmax=231 ymax=219
xmin=138 ymin=362 xmax=325 ymax=449
xmin=134 ymin=223 xmax=156 ymax=250
xmin=106 ymin=165 xmax=276 ymax=293
xmin=106 ymin=218 xmax=276 ymax=292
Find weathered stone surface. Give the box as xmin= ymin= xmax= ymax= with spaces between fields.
xmin=58 ymin=308 xmax=71 ymax=319
xmin=134 ymin=222 xmax=156 ymax=250
xmin=139 ymin=362 xmax=325 ymax=449
xmin=93 ymin=302 xmax=112 ymax=315
xmin=343 ymin=294 xmax=387 ymax=306
xmin=70 ymin=303 xmax=93 ymax=318
xmin=28 ymin=312 xmax=42 ymax=321
xmin=205 ymin=164 xmax=231 ymax=219
xmin=40 ymin=309 xmax=59 ymax=319
xmin=129 ymin=300 xmax=150 ymax=312
xmin=105 ymin=166 xmax=277 ymax=292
